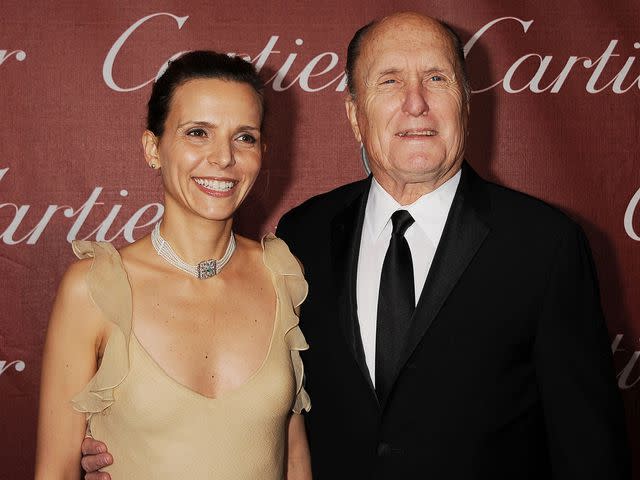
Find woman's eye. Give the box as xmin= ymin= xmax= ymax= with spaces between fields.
xmin=380 ymin=78 xmax=396 ymax=85
xmin=237 ymin=133 xmax=257 ymax=144
xmin=430 ymin=75 xmax=445 ymax=82
xmin=186 ymin=128 xmax=207 ymax=137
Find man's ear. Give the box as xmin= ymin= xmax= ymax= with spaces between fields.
xmin=142 ymin=130 xmax=161 ymax=169
xmin=345 ymin=97 xmax=362 ymax=143
xmin=463 ymin=96 xmax=471 ymax=137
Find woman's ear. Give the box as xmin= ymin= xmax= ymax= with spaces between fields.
xmin=142 ymin=130 xmax=160 ymax=169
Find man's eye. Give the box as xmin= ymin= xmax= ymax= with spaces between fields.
xmin=237 ymin=133 xmax=257 ymax=144
xmin=187 ymin=128 xmax=207 ymax=137
xmin=380 ymin=78 xmax=396 ymax=85
xmin=430 ymin=75 xmax=445 ymax=82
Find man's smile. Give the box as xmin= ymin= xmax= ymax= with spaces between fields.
xmin=396 ymin=128 xmax=438 ymax=137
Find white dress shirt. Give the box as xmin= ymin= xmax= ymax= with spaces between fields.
xmin=356 ymin=170 xmax=461 ymax=385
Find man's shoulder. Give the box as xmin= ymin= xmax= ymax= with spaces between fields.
xmin=478 ymin=174 xmax=581 ymax=235
xmin=280 ymin=177 xmax=370 ymax=225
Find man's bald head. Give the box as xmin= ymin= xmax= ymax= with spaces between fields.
xmin=343 ymin=11 xmax=471 ymax=204
xmin=345 ymin=12 xmax=470 ymax=104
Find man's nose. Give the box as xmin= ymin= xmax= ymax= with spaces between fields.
xmin=402 ymin=83 xmax=429 ymax=117
xmin=206 ymin=141 xmax=235 ymax=168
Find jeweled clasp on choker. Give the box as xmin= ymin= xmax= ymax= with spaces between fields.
xmin=151 ymin=221 xmax=236 ymax=279
xmin=197 ymin=259 xmax=217 ymax=279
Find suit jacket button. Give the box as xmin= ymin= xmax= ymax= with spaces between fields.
xmin=377 ymin=442 xmax=392 ymax=457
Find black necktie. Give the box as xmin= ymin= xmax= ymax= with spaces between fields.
xmin=375 ymin=210 xmax=415 ymax=403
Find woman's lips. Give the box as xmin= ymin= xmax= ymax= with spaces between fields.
xmin=192 ymin=177 xmax=238 ymax=196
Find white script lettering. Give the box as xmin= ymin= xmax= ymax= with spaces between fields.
xmin=465 ymin=17 xmax=640 ymax=94
xmin=624 ymin=186 xmax=640 ymax=241
xmin=104 ymin=15 xmax=349 ymax=94
xmin=235 ymin=37 xmax=346 ymax=92
xmin=106 ymin=14 xmax=640 ymax=95
xmin=0 ymin=168 xmax=163 ymax=245
xmin=103 ymin=14 xmax=640 ymax=95
xmin=612 ymin=334 xmax=640 ymax=389
xmin=0 ymin=360 xmax=25 ymax=376
xmin=103 ymin=12 xmax=189 ymax=92
xmin=0 ymin=49 xmax=26 ymax=66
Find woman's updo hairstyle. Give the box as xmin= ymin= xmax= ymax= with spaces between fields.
xmin=147 ymin=50 xmax=264 ymax=137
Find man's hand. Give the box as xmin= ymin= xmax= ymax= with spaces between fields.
xmin=80 ymin=437 xmax=113 ymax=480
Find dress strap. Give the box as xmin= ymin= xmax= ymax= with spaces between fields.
xmin=70 ymin=241 xmax=133 ymax=416
xmin=72 ymin=241 xmax=132 ymax=335
xmin=262 ymin=234 xmax=311 ymax=414
xmin=261 ymin=234 xmax=307 ymax=308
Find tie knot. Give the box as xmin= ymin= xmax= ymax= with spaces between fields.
xmin=391 ymin=210 xmax=414 ymax=236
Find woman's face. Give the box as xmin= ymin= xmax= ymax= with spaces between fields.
xmin=145 ymin=77 xmax=263 ymax=222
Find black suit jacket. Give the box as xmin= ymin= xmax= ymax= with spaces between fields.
xmin=276 ymin=163 xmax=629 ymax=479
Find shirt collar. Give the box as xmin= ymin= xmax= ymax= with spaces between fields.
xmin=364 ymin=170 xmax=461 ymax=244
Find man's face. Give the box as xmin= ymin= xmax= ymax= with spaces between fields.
xmin=346 ymin=14 xmax=469 ymax=203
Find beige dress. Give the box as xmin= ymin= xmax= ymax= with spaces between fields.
xmin=70 ymin=234 xmax=310 ymax=479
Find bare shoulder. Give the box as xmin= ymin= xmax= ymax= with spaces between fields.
xmin=48 ymin=256 xmax=110 ymax=349
xmin=118 ymin=234 xmax=150 ymax=262
xmin=117 ymin=234 xmax=159 ymax=278
xmin=235 ymin=234 xmax=263 ymax=256
xmin=233 ymin=234 xmax=270 ymax=273
xmin=56 ymin=257 xmax=95 ymax=305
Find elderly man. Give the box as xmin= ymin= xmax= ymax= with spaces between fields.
xmin=81 ymin=11 xmax=628 ymax=480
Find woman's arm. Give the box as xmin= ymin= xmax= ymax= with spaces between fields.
xmin=34 ymin=260 xmax=107 ymax=480
xmin=285 ymin=413 xmax=312 ymax=480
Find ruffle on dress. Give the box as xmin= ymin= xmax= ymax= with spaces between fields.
xmin=262 ymin=234 xmax=311 ymax=414
xmin=70 ymin=241 xmax=132 ymax=418
xmin=70 ymin=236 xmax=311 ymax=418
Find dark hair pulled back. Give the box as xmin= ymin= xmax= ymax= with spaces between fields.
xmin=146 ymin=50 xmax=264 ymax=137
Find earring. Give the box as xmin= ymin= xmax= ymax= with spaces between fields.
xmin=360 ymin=144 xmax=371 ymax=176
xmin=149 ymin=163 xmax=158 ymax=169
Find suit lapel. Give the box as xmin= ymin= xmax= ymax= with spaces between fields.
xmin=329 ymin=177 xmax=378 ymax=398
xmin=391 ymin=164 xmax=491 ymax=398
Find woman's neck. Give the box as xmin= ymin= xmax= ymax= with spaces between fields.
xmin=158 ymin=207 xmax=234 ymax=265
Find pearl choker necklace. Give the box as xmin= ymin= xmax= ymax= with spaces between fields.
xmin=151 ymin=221 xmax=236 ymax=279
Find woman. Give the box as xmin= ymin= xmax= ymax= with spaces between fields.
xmin=35 ymin=51 xmax=311 ymax=479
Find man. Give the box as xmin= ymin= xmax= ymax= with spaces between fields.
xmin=81 ymin=12 xmax=629 ymax=479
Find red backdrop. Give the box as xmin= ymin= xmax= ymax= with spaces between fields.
xmin=1 ymin=1 xmax=639 ymax=478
